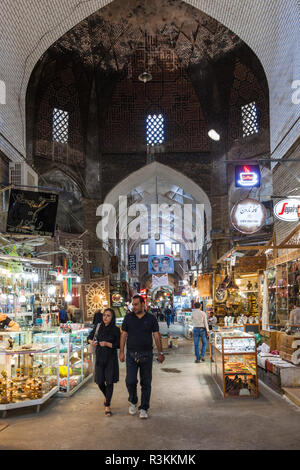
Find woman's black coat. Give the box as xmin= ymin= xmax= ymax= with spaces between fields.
xmin=88 ymin=323 xmax=120 ymax=384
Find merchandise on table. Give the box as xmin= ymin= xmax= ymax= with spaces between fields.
xmin=0 ymin=330 xmax=59 ymax=411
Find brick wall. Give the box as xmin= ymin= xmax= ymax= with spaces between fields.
xmin=35 ymin=61 xmax=85 ymax=168
xmin=101 ymin=48 xmax=211 ymax=154
xmin=227 ymin=58 xmax=270 ymax=160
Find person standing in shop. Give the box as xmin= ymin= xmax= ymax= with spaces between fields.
xmin=119 ymin=295 xmax=165 ymax=419
xmin=192 ymin=301 xmax=209 ymax=363
xmin=290 ymin=302 xmax=300 ymax=327
xmin=0 ymin=313 xmax=19 ymax=331
xmin=88 ymin=308 xmax=120 ymax=417
xmin=59 ymin=304 xmax=68 ymax=324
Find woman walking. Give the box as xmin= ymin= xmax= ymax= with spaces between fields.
xmin=88 ymin=308 xmax=120 ymax=416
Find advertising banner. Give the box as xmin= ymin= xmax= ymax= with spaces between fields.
xmin=6 ymin=189 xmax=58 ymax=237
xmin=152 ymin=273 xmax=169 ymax=288
xmin=148 ymin=254 xmax=174 ymax=274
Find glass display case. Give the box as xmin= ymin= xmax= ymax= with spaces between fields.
xmin=266 ymin=259 xmax=300 ymax=328
xmin=0 ymin=329 xmax=59 ymax=417
xmin=212 ymin=329 xmax=258 ymax=398
xmin=57 ymin=328 xmax=94 ymax=397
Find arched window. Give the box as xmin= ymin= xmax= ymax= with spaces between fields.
xmin=146 ymin=114 xmax=164 ymax=146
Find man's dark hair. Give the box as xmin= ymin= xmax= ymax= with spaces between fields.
xmin=194 ymin=302 xmax=201 ymax=309
xmin=162 ymin=257 xmax=170 ymax=264
xmin=152 ymin=257 xmax=160 ymax=263
xmin=133 ymin=294 xmax=145 ymax=304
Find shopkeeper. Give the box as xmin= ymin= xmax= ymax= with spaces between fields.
xmin=289 ymin=302 xmax=300 ymax=326
xmin=0 ymin=313 xmax=20 ymax=331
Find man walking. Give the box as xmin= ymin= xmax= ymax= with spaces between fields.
xmin=120 ymin=295 xmax=165 ymax=419
xmin=192 ymin=302 xmax=209 ymax=363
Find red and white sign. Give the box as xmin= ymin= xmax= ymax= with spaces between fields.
xmin=274 ymin=199 xmax=300 ymax=222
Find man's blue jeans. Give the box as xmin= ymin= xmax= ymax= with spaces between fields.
xmin=193 ymin=327 xmax=207 ymax=360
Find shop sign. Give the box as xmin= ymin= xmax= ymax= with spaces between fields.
xmin=274 ymin=199 xmax=300 ymax=222
xmin=6 ymin=189 xmax=59 ymax=237
xmin=128 ymin=254 xmax=136 ymax=271
xmin=235 ymin=165 xmax=260 ymax=188
xmin=231 ymin=198 xmax=266 ymax=234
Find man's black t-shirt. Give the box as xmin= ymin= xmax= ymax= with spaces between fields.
xmin=122 ymin=312 xmax=159 ymax=352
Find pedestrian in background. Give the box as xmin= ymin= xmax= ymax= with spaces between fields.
xmin=192 ymin=302 xmax=209 ymax=363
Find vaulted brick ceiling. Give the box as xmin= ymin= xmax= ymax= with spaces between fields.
xmin=0 ymin=0 xmax=299 ymax=164
xmin=50 ymin=0 xmax=242 ymax=72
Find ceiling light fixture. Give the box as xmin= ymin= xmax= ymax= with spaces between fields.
xmin=208 ymin=129 xmax=220 ymax=141
xmin=138 ymin=32 xmax=152 ymax=84
xmin=138 ymin=71 xmax=152 ymax=83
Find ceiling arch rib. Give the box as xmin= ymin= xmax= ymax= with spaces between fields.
xmin=102 ymin=162 xmax=209 ymax=253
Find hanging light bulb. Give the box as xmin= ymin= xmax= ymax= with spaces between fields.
xmin=65 ymin=294 xmax=72 ymax=303
xmin=33 ymin=273 xmax=39 ymax=282
xmin=19 ymin=295 xmax=26 ymax=303
xmin=57 ymin=273 xmax=63 ymax=281
xmin=76 ymin=276 xmax=81 ymax=283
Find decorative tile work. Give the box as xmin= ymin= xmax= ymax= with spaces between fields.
xmin=81 ymin=276 xmax=110 ymax=321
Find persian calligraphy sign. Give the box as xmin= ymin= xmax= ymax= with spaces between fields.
xmin=231 ymin=198 xmax=266 ymax=234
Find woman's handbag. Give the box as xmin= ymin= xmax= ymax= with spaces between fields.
xmin=88 ymin=323 xmax=101 ymax=354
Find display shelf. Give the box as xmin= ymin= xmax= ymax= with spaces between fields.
xmin=0 ymin=346 xmax=58 ymax=355
xmin=211 ymin=329 xmax=258 ymax=398
xmin=57 ymin=373 xmax=93 ymax=398
xmin=0 ymin=329 xmax=60 ymax=416
xmin=57 ymin=328 xmax=93 ymax=396
xmin=0 ymin=386 xmax=59 ymax=418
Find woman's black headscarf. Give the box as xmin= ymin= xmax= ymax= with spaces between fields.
xmin=99 ymin=308 xmax=116 ymax=332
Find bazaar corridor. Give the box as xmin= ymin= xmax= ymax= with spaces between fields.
xmin=0 ymin=323 xmax=299 ymax=451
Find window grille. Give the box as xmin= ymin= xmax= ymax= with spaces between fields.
xmin=141 ymin=244 xmax=149 ymax=256
xmin=241 ymin=102 xmax=259 ymax=137
xmin=146 ymin=114 xmax=164 ymax=146
xmin=156 ymin=243 xmax=165 ymax=255
xmin=53 ymin=108 xmax=69 ymax=144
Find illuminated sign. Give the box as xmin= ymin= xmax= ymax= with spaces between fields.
xmin=274 ymin=199 xmax=300 ymax=222
xmin=235 ymin=165 xmax=260 ymax=188
xmin=231 ymin=198 xmax=266 ymax=234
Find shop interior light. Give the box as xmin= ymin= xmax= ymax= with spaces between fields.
xmin=236 ymin=278 xmax=242 ymax=285
xmin=19 ymin=295 xmax=26 ymax=303
xmin=57 ymin=273 xmax=63 ymax=281
xmin=76 ymin=276 xmax=81 ymax=283
xmin=33 ymin=273 xmax=39 ymax=282
xmin=65 ymin=294 xmax=72 ymax=302
xmin=208 ymin=129 xmax=220 ymax=141
xmin=48 ymin=285 xmax=56 ymax=296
